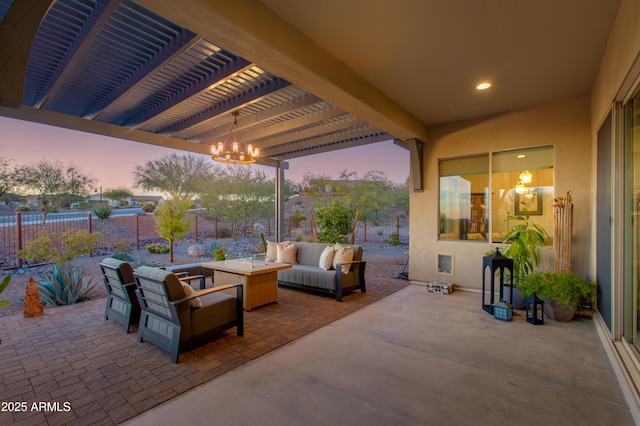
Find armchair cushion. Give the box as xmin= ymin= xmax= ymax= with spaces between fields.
xmin=181 ymin=282 xmax=202 ymax=308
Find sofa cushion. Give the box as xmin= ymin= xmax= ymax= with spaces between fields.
xmin=318 ymin=245 xmax=335 ymax=271
xmin=332 ymin=244 xmax=354 ymax=274
xmin=181 ymin=282 xmax=202 ymax=308
xmin=276 ymin=242 xmax=297 ymax=264
xmin=278 ymin=265 xmax=337 ymax=291
xmin=266 ymin=241 xmax=290 ymax=262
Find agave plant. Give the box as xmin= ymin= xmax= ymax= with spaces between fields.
xmin=0 ymin=276 xmax=11 ymax=306
xmin=36 ymin=264 xmax=95 ymax=306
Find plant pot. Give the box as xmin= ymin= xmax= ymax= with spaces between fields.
xmin=544 ymin=298 xmax=576 ymax=322
xmin=512 ymin=288 xmax=526 ymax=310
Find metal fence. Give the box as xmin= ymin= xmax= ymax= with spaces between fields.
xmin=0 ymin=210 xmax=407 ymax=269
xmin=0 ymin=212 xmax=259 ymax=269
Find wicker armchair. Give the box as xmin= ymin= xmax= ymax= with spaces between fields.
xmin=99 ymin=258 xmax=141 ymax=333
xmin=133 ymin=266 xmax=243 ymax=363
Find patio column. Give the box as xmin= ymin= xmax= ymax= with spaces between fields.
xmin=275 ymin=160 xmax=285 ymax=242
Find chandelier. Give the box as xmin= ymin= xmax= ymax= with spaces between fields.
xmin=211 ymin=111 xmax=259 ymax=164
xmin=519 ymin=170 xmax=532 ymax=184
xmin=515 ymin=180 xmax=527 ymax=195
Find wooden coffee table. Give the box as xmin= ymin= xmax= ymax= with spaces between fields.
xmin=201 ymin=260 xmax=292 ymax=311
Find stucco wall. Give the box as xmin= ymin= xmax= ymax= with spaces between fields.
xmin=409 ymin=96 xmax=591 ymax=289
xmin=591 ymin=0 xmax=640 ymax=130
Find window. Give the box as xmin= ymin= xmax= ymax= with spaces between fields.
xmin=439 ymin=147 xmax=554 ymax=243
xmin=439 ymin=155 xmax=489 ymax=241
xmin=491 ymin=147 xmax=554 ymax=243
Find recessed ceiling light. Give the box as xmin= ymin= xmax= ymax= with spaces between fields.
xmin=476 ymin=82 xmax=492 ymax=90
xmin=517 ymin=154 xmax=525 ymax=158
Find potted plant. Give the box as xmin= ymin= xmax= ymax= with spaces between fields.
xmin=518 ymin=271 xmax=594 ymax=321
xmin=500 ymin=208 xmax=549 ymax=309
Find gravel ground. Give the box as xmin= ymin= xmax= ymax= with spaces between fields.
xmin=0 ymin=238 xmax=409 ymax=316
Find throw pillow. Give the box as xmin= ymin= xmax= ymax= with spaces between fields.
xmin=332 ymin=244 xmax=354 ymax=274
xmin=276 ymin=242 xmax=297 ymax=264
xmin=318 ymin=245 xmax=335 ymax=271
xmin=266 ymin=241 xmax=290 ymax=262
xmin=181 ymin=282 xmax=202 ymax=308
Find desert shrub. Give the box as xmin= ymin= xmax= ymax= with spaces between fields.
xmin=141 ymin=202 xmax=155 ymax=213
xmin=110 ymin=252 xmax=134 ymax=262
xmin=15 ymin=205 xmax=31 ymax=212
xmin=289 ymin=210 xmax=306 ymax=228
xmin=388 ymin=233 xmax=401 ymax=246
xmin=19 ymin=229 xmax=101 ymax=265
xmin=37 ymin=264 xmax=95 ymax=306
xmin=113 ymin=238 xmax=132 ymax=254
xmin=217 ymin=227 xmax=232 ymax=238
xmin=146 ymin=243 xmax=170 ymax=253
xmin=377 ymin=229 xmax=384 ymax=236
xmin=118 ymin=200 xmax=129 ymax=207
xmin=93 ymin=204 xmax=112 ymax=219
xmin=213 ymin=246 xmax=226 ymax=261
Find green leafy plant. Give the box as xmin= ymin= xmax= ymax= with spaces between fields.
xmin=93 ymin=204 xmax=113 ymax=219
xmin=313 ymin=200 xmax=353 ymax=244
xmin=0 ymin=276 xmax=11 ymax=306
xmin=501 ymin=208 xmax=548 ymax=285
xmin=37 ymin=264 xmax=95 ymax=306
xmin=146 ymin=243 xmax=170 ymax=254
xmin=518 ymin=271 xmax=594 ymax=310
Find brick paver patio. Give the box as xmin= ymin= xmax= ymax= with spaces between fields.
xmin=0 ymin=277 xmax=408 ymax=425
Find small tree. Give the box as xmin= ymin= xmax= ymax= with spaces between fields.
xmin=155 ymin=197 xmax=191 ymax=262
xmin=313 ymin=200 xmax=353 ymax=244
xmin=133 ymin=153 xmax=213 ymax=199
xmin=0 ymin=157 xmax=18 ymax=200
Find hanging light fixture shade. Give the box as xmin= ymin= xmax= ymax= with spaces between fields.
xmin=515 ymin=180 xmax=527 ymax=195
xmin=211 ymin=111 xmax=259 ymax=165
xmin=519 ymin=170 xmax=533 ymax=184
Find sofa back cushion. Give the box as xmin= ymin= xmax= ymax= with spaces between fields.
xmin=295 ymin=242 xmax=362 ymax=268
xmin=295 ymin=242 xmax=331 ymax=266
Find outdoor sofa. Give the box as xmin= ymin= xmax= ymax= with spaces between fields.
xmin=275 ymin=241 xmax=366 ymax=302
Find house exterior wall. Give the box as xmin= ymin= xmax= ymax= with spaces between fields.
xmin=408 ymin=96 xmax=591 ymax=289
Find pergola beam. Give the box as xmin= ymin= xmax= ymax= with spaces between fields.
xmin=137 ymin=0 xmax=428 ymax=142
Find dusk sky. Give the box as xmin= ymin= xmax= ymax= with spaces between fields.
xmin=1 ymin=116 xmax=409 ymax=195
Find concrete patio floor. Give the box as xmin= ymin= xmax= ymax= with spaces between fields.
xmin=127 ymin=285 xmax=635 ymax=426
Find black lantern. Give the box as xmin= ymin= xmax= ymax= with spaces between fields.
xmin=482 ymin=248 xmax=514 ymax=314
xmin=526 ymin=292 xmax=544 ymax=325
